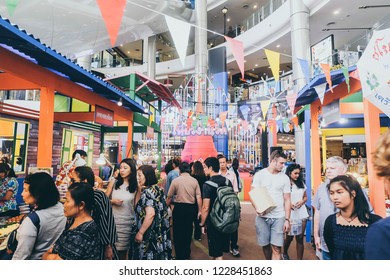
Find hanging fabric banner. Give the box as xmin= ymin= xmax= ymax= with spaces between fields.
xmin=265 ymin=49 xmax=280 ymax=81
xmin=225 ymin=36 xmax=245 ymax=79
xmin=313 ymin=83 xmax=327 ymax=104
xmin=297 ymin=58 xmax=311 ymax=84
xmin=219 ymin=111 xmax=228 ymax=127
xmin=165 ymin=15 xmax=191 ymax=67
xmin=261 ymin=100 xmax=271 ymax=119
xmin=96 ymin=0 xmax=127 ymax=46
xmin=341 ymin=66 xmax=350 ymax=93
xmin=6 ymin=0 xmax=19 ymax=16
xmin=320 ymin=63 xmax=333 ymax=92
xmin=286 ymin=90 xmax=298 ymax=114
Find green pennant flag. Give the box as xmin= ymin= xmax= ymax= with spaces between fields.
xmin=341 ymin=66 xmax=350 ymax=93
xmin=6 ymin=0 xmax=19 ymax=16
xmin=201 ymin=115 xmax=209 ymax=128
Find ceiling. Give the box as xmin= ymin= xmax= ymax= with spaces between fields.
xmin=0 ymin=0 xmax=389 ymax=85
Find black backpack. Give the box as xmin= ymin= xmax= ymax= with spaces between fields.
xmin=206 ymin=179 xmax=241 ymax=234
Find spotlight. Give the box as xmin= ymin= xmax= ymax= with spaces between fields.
xmin=117 ymin=97 xmax=123 ymax=106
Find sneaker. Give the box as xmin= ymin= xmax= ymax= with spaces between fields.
xmin=230 ymin=248 xmax=240 ymax=257
xmin=282 ymin=254 xmax=290 ymax=260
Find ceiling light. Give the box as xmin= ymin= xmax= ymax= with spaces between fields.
xmin=333 ymin=9 xmax=340 ymax=15
xmin=255 ymin=64 xmax=258 ymax=67
xmin=163 ymin=79 xmax=173 ymax=87
xmin=117 ymin=97 xmax=123 ymax=106
xmin=227 ymin=18 xmax=230 ymax=22
xmin=276 ymin=44 xmax=280 ymax=48
xmin=254 ymin=4 xmax=258 ymax=9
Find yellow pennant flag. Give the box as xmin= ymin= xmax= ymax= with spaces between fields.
xmin=265 ymin=49 xmax=280 ymax=81
xmin=261 ymin=100 xmax=271 ymax=120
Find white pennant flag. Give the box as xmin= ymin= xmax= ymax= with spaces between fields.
xmin=165 ymin=15 xmax=191 ymax=67
xmin=313 ymin=83 xmax=327 ymax=104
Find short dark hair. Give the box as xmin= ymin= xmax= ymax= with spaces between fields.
xmin=24 ymin=172 xmax=59 ymax=210
xmin=179 ymin=162 xmax=191 ymax=174
xmin=72 ymin=150 xmax=87 ymax=160
xmin=164 ymin=160 xmax=173 ymax=174
xmin=138 ymin=165 xmax=158 ymax=187
xmin=232 ymin=158 xmax=239 ymax=169
xmin=68 ymin=182 xmax=95 ymax=213
xmin=270 ymin=150 xmax=287 ymax=161
xmin=204 ymin=157 xmax=219 ymax=173
xmin=74 ymin=166 xmax=95 ymax=187
xmin=172 ymin=157 xmax=182 ymax=168
xmin=217 ymin=154 xmax=226 ymax=160
xmin=16 ymin=157 xmax=23 ymax=165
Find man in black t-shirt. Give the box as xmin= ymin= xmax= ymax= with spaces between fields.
xmin=199 ymin=157 xmax=231 ymax=260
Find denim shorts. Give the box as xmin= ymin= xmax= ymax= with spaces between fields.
xmin=255 ymin=216 xmax=285 ymax=247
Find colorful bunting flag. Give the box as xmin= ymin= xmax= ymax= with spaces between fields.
xmin=297 ymin=58 xmax=311 ymax=84
xmin=265 ymin=49 xmax=280 ymax=81
xmin=239 ymin=105 xmax=250 ymax=121
xmin=286 ymin=90 xmax=298 ymax=114
xmin=241 ymin=120 xmax=249 ymax=131
xmin=165 ymin=15 xmax=191 ymax=67
xmin=225 ymin=37 xmax=245 ymax=79
xmin=313 ymin=83 xmax=327 ymax=104
xmin=320 ymin=63 xmax=333 ymax=92
xmin=219 ymin=111 xmax=228 ymax=127
xmin=261 ymin=100 xmax=271 ymax=119
xmin=291 ymin=116 xmax=299 ymax=127
xmin=6 ymin=0 xmax=19 ymax=16
xmin=96 ymin=0 xmax=127 ymax=46
xmin=341 ymin=66 xmax=350 ymax=93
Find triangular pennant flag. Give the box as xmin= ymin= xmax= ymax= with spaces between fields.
xmin=341 ymin=66 xmax=350 ymax=93
xmin=313 ymin=83 xmax=327 ymax=104
xmin=208 ymin=118 xmax=215 ymax=128
xmin=297 ymin=58 xmax=311 ymax=84
xmin=261 ymin=100 xmax=271 ymax=119
xmin=241 ymin=120 xmax=249 ymax=131
xmin=240 ymin=105 xmax=250 ymax=121
xmin=97 ymin=0 xmax=126 ymax=46
xmin=320 ymin=63 xmax=333 ymax=92
xmin=6 ymin=0 xmax=19 ymax=16
xmin=186 ymin=118 xmax=193 ymax=130
xmin=286 ymin=90 xmax=298 ymax=114
xmin=201 ymin=115 xmax=209 ymax=128
xmin=291 ymin=116 xmax=299 ymax=127
xmin=260 ymin=121 xmax=266 ymax=131
xmin=265 ymin=49 xmax=280 ymax=81
xmin=225 ymin=36 xmax=245 ymax=79
xmin=219 ymin=111 xmax=228 ymax=127
xmin=165 ymin=15 xmax=191 ymax=67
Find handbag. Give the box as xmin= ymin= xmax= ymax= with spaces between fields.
xmin=6 ymin=211 xmax=40 ymax=254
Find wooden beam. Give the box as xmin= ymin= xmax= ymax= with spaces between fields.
xmin=37 ymin=87 xmax=54 ymax=167
xmin=0 ymin=74 xmax=39 ymax=90
xmin=0 ymin=47 xmax=133 ymax=121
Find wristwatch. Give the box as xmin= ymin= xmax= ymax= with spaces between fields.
xmin=285 ymin=218 xmax=290 ymax=222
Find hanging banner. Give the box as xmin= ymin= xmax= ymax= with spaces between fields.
xmin=313 ymin=83 xmax=327 ymax=104
xmin=261 ymin=100 xmax=271 ymax=119
xmin=286 ymin=90 xmax=298 ymax=114
xmin=165 ymin=15 xmax=191 ymax=67
xmin=341 ymin=66 xmax=350 ymax=93
xmin=6 ymin=0 xmax=19 ymax=16
xmin=265 ymin=49 xmax=280 ymax=81
xmin=94 ymin=105 xmax=114 ymax=127
xmin=297 ymin=58 xmax=311 ymax=84
xmin=320 ymin=63 xmax=333 ymax=92
xmin=225 ymin=36 xmax=245 ymax=79
xmin=96 ymin=0 xmax=127 ymax=46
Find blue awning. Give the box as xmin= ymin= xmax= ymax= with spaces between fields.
xmin=0 ymin=16 xmax=145 ymax=113
xmin=295 ymin=65 xmax=357 ymax=109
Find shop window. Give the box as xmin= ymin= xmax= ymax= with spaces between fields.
xmin=71 ymin=98 xmax=90 ymax=112
xmin=54 ymin=95 xmax=71 ymax=112
xmin=0 ymin=118 xmax=29 ymax=173
xmin=61 ymin=129 xmax=94 ymax=167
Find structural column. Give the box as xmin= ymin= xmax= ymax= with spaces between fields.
xmin=76 ymin=55 xmax=92 ymax=71
xmin=126 ymin=113 xmax=134 ymax=158
xmin=290 ymin=0 xmax=310 ymax=166
xmin=363 ymin=99 xmax=385 ymax=217
xmin=37 ymin=87 xmax=55 ymax=167
xmin=146 ymin=36 xmax=157 ymax=79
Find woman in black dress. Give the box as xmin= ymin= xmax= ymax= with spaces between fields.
xmin=323 ymin=175 xmax=381 ymax=260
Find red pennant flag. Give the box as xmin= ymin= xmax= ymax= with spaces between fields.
xmin=96 ymin=0 xmax=126 ymax=46
xmin=225 ymin=36 xmax=245 ymax=79
xmin=320 ymin=63 xmax=333 ymax=92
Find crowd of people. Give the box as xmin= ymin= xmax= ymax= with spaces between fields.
xmin=0 ymin=129 xmax=389 ymax=260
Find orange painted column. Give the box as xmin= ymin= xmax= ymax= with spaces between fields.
xmin=37 ymin=87 xmax=55 ymax=167
xmin=310 ymin=103 xmax=322 ymax=192
xmin=363 ymin=99 xmax=386 ymax=217
xmin=126 ymin=112 xmax=134 ymax=158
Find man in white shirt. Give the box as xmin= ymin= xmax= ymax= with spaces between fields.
xmin=251 ymin=150 xmax=291 ymax=260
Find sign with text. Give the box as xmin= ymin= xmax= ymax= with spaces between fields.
xmin=94 ymin=105 xmax=114 ymax=127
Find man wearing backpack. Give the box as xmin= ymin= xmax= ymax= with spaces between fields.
xmin=217 ymin=154 xmax=240 ymax=257
xmin=199 ymin=157 xmax=232 ymax=260
xmin=251 ymin=150 xmax=291 ymax=260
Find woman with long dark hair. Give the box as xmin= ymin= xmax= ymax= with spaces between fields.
xmin=324 ymin=175 xmax=381 ymax=259
xmin=283 ymin=164 xmax=309 ymax=260
xmin=191 ymin=161 xmax=207 ymax=240
xmin=105 ymin=158 xmax=137 ymax=260
xmin=133 ymin=165 xmax=171 ymax=260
